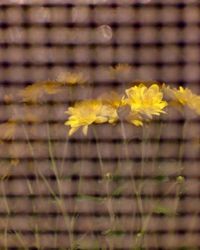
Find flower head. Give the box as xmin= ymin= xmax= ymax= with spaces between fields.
xmin=100 ymin=91 xmax=124 ymax=108
xmin=162 ymin=85 xmax=200 ymax=115
xmin=20 ymin=81 xmax=62 ymax=103
xmin=42 ymin=81 xmax=62 ymax=94
xmin=130 ymin=80 xmax=163 ymax=88
xmin=0 ymin=119 xmax=17 ymax=140
xmin=65 ymin=99 xmax=118 ymax=136
xmin=57 ymin=71 xmax=87 ymax=85
xmin=124 ymin=84 xmax=168 ymax=125
xmin=110 ymin=64 xmax=132 ymax=74
xmin=172 ymin=87 xmax=200 ymax=115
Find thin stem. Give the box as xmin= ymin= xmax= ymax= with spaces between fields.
xmin=120 ymin=121 xmax=147 ymax=248
xmin=174 ymin=119 xmax=188 ymax=214
xmin=47 ymin=123 xmax=62 ymax=195
xmin=138 ymin=125 xmax=148 ymax=193
xmin=14 ymin=230 xmax=28 ymax=250
xmin=1 ymin=181 xmax=10 ymax=215
xmin=22 ymin=121 xmax=74 ymax=249
xmin=120 ymin=121 xmax=137 ymax=193
xmin=93 ymin=127 xmax=115 ymax=250
xmin=3 ymin=215 xmax=9 ymax=250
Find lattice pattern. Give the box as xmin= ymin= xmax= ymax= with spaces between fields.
xmin=0 ymin=1 xmax=199 ymax=249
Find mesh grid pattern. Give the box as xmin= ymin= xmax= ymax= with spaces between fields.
xmin=0 ymin=1 xmax=199 ymax=249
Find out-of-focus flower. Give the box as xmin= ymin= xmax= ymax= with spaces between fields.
xmin=174 ymin=87 xmax=193 ymax=105
xmin=42 ymin=81 xmax=62 ymax=94
xmin=65 ymin=99 xmax=118 ymax=136
xmin=173 ymin=87 xmax=200 ymax=115
xmin=20 ymin=81 xmax=62 ymax=103
xmin=110 ymin=64 xmax=133 ymax=83
xmin=10 ymin=158 xmax=20 ymax=167
xmin=57 ymin=71 xmax=87 ymax=85
xmin=100 ymin=91 xmax=131 ymax=121
xmin=124 ymin=84 xmax=168 ymax=125
xmin=100 ymin=91 xmax=123 ymax=108
xmin=162 ymin=85 xmax=200 ymax=115
xmin=110 ymin=64 xmax=132 ymax=75
xmin=3 ymin=94 xmax=13 ymax=104
xmin=100 ymin=103 xmax=118 ymax=124
xmin=0 ymin=119 xmax=17 ymax=140
xmin=20 ymin=82 xmax=42 ymax=103
xmin=161 ymin=83 xmax=175 ymax=100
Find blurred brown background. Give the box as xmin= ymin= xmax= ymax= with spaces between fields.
xmin=0 ymin=0 xmax=199 ymax=249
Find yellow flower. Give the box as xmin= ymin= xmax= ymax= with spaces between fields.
xmin=100 ymin=91 xmax=124 ymax=108
xmin=174 ymin=87 xmax=193 ymax=105
xmin=20 ymin=82 xmax=43 ymax=103
xmin=172 ymin=87 xmax=200 ymax=115
xmin=20 ymin=81 xmax=62 ymax=103
xmin=100 ymin=91 xmax=132 ymax=122
xmin=65 ymin=99 xmax=118 ymax=136
xmin=100 ymin=104 xmax=118 ymax=124
xmin=110 ymin=64 xmax=132 ymax=74
xmin=124 ymin=84 xmax=168 ymax=125
xmin=42 ymin=81 xmax=62 ymax=94
xmin=57 ymin=71 xmax=87 ymax=85
xmin=161 ymin=83 xmax=175 ymax=100
xmin=0 ymin=120 xmax=17 ymax=140
xmin=126 ymin=112 xmax=144 ymax=126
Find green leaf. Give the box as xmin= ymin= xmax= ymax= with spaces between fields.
xmin=154 ymin=204 xmax=173 ymax=216
xmin=103 ymin=229 xmax=125 ymax=236
xmin=112 ymin=187 xmax=123 ymax=198
xmin=155 ymin=174 xmax=169 ymax=182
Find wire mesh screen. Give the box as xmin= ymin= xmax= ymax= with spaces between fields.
xmin=0 ymin=0 xmax=199 ymax=249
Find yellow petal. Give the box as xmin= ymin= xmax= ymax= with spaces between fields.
xmin=132 ymin=120 xmax=143 ymax=126
xmin=82 ymin=125 xmax=88 ymax=135
xmin=95 ymin=117 xmax=108 ymax=123
xmin=68 ymin=127 xmax=79 ymax=136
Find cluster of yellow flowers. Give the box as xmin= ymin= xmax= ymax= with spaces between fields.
xmin=20 ymin=72 xmax=87 ymax=103
xmin=1 ymin=67 xmax=200 ymax=138
xmin=65 ymin=83 xmax=200 ymax=136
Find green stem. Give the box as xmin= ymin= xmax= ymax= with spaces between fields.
xmin=174 ymin=119 xmax=188 ymax=214
xmin=120 ymin=121 xmax=138 ymax=193
xmin=93 ymin=127 xmax=115 ymax=250
xmin=120 ymin=121 xmax=147 ymax=248
xmin=138 ymin=125 xmax=148 ymax=193
xmin=22 ymin=122 xmax=74 ymax=249
xmin=47 ymin=123 xmax=62 ymax=195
